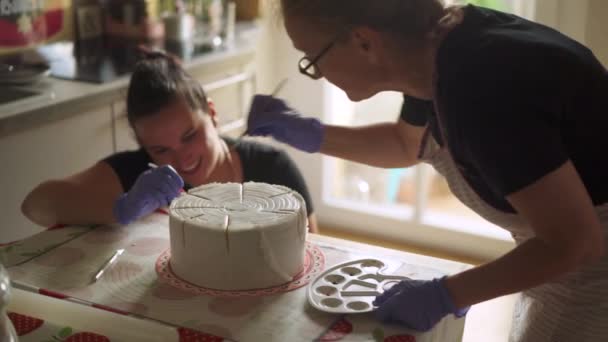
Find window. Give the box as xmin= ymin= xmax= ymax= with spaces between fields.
xmin=323 ymin=88 xmax=511 ymax=242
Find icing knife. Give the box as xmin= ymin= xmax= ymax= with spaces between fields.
xmin=92 ymin=248 xmax=124 ymax=283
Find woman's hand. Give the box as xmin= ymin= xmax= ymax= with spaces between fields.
xmin=373 ymin=277 xmax=468 ymax=331
xmin=113 ymin=165 xmax=184 ymax=225
xmin=246 ymin=95 xmax=325 ymax=153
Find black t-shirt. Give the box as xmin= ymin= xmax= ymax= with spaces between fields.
xmin=103 ymin=138 xmax=315 ymax=214
xmin=401 ymin=5 xmax=608 ymax=213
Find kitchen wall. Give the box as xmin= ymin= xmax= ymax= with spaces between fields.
xmin=536 ymin=0 xmax=608 ymax=66
xmin=586 ymin=0 xmax=608 ymax=66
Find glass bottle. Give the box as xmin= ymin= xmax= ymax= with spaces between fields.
xmin=0 ymin=263 xmax=18 ymax=342
xmin=73 ymin=0 xmax=104 ymax=65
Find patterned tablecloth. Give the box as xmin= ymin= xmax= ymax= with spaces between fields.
xmin=7 ymin=311 xmax=118 ymax=342
xmin=3 ymin=213 xmax=470 ymax=342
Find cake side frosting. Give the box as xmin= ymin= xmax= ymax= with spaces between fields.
xmin=169 ymin=182 xmax=307 ymax=290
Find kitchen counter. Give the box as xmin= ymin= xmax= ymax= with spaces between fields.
xmin=0 ymin=23 xmax=259 ymax=138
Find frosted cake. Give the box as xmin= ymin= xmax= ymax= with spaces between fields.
xmin=168 ymin=182 xmax=308 ymax=290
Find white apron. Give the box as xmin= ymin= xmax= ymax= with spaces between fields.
xmin=418 ymin=127 xmax=608 ymax=342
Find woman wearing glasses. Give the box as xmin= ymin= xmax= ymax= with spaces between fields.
xmin=245 ymin=1 xmax=608 ymax=341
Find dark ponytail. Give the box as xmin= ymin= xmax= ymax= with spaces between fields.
xmin=126 ymin=50 xmax=210 ymax=129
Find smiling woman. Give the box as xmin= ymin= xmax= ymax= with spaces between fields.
xmin=20 ymin=51 xmax=318 ymax=233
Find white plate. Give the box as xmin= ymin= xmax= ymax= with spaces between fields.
xmin=307 ymin=259 xmax=409 ymax=314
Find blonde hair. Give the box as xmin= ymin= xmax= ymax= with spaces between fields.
xmin=280 ymin=0 xmax=446 ymax=40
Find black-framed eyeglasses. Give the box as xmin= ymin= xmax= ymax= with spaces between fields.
xmin=298 ymin=34 xmax=342 ymax=80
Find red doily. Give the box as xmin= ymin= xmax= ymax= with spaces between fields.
xmin=155 ymin=242 xmax=325 ymax=297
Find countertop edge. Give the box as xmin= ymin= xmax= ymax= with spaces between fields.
xmin=0 ymin=25 xmax=260 ymax=138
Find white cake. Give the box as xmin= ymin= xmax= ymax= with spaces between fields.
xmin=168 ymin=182 xmax=308 ymax=291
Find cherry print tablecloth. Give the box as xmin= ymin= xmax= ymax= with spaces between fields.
xmin=8 ymin=311 xmax=114 ymax=342
xmin=3 ymin=213 xmax=471 ymax=342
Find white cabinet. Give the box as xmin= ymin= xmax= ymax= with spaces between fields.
xmin=0 ymin=107 xmax=114 ymax=242
xmin=110 ymin=61 xmax=257 ymax=154
xmin=202 ymin=72 xmax=255 ymax=135
xmin=189 ymin=56 xmax=256 ymax=137
xmin=110 ymin=72 xmax=255 ymax=154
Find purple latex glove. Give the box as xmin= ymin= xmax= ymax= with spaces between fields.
xmin=373 ymin=277 xmax=469 ymax=332
xmin=246 ymin=95 xmax=325 ymax=153
xmin=113 ymin=165 xmax=184 ymax=225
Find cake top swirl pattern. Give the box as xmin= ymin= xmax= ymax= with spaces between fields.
xmin=169 ymin=182 xmax=305 ymax=232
